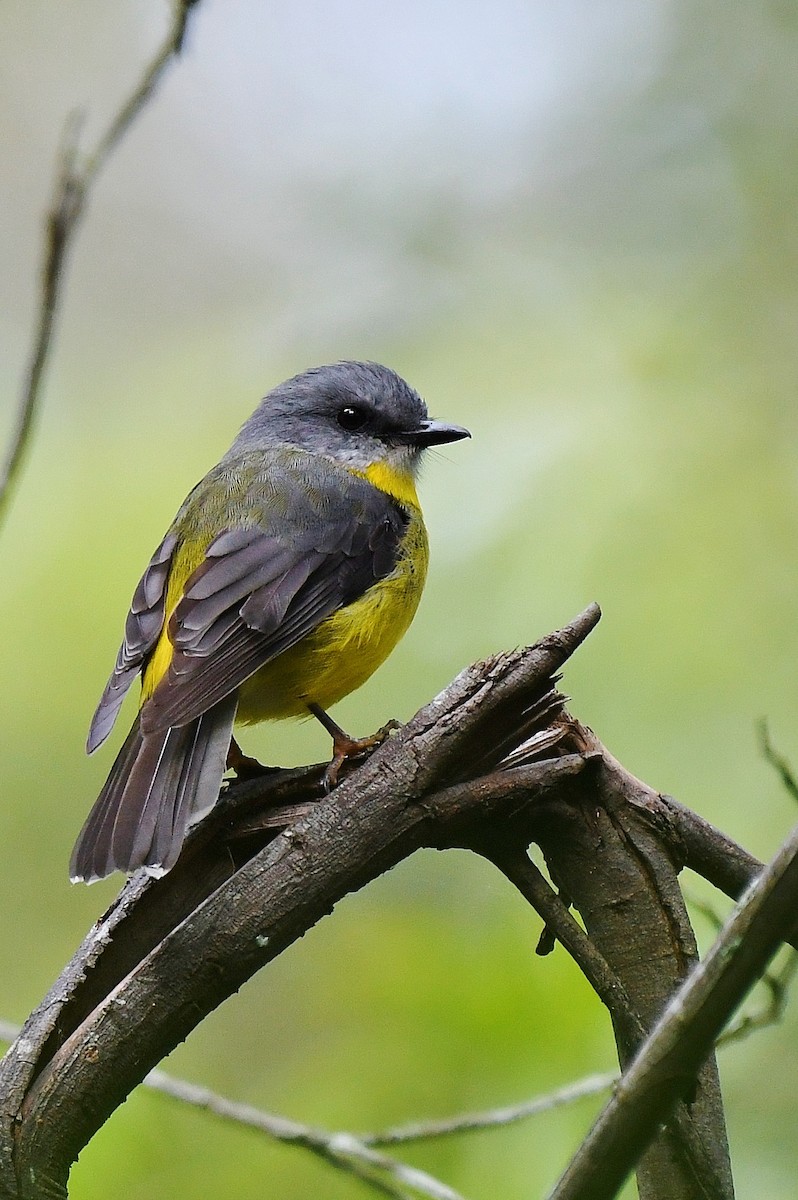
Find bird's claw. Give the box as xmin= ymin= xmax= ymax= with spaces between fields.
xmin=321 ymin=718 xmax=402 ymax=792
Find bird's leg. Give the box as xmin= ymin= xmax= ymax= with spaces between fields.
xmin=307 ymin=703 xmax=400 ymax=791
xmin=226 ymin=736 xmax=274 ymax=779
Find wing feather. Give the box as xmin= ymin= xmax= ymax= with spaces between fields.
xmin=89 ymin=451 xmax=408 ymax=744
xmin=140 ymin=471 xmax=406 ymax=734
xmin=87 ymin=531 xmax=178 ymax=752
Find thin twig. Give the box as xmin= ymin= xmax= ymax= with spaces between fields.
xmin=719 ymin=951 xmax=798 ymax=1047
xmin=0 ymin=0 xmax=201 ymax=525
xmin=362 ymin=1074 xmax=618 ymax=1146
xmin=364 ymin=942 xmax=798 ymax=1151
xmin=758 ymin=721 xmax=798 ymax=805
xmin=482 ymin=844 xmax=646 ymax=1052
xmin=0 ymin=1016 xmax=615 ymax=1153
xmin=144 ymin=1071 xmax=466 ymax=1200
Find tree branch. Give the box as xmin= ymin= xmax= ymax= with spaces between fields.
xmin=0 ymin=606 xmax=600 ymax=1200
xmin=5 ymin=599 xmax=792 ymax=1199
xmin=482 ymin=843 xmax=646 ymax=1053
xmin=0 ymin=0 xmax=201 ymax=526
xmin=529 ymin=736 xmax=734 ymax=1200
xmin=547 ymin=807 xmax=798 ymax=1200
xmin=0 ymin=1017 xmax=605 ymax=1197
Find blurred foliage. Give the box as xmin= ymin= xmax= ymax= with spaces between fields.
xmin=2 ymin=1 xmax=798 ymax=1196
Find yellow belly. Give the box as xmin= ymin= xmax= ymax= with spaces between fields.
xmin=236 ymin=512 xmax=428 ymax=722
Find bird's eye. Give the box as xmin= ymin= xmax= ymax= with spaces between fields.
xmin=336 ymin=405 xmax=369 ymax=432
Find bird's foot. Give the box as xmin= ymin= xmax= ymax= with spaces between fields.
xmin=226 ymin=737 xmax=277 ymax=780
xmin=308 ymin=704 xmax=401 ymax=791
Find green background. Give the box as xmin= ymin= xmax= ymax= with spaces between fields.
xmin=2 ymin=2 xmax=797 ymax=1196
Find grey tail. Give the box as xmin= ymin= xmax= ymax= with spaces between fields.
xmin=70 ymin=694 xmax=238 ymax=883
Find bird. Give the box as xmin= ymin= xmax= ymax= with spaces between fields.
xmin=70 ymin=361 xmax=470 ymax=883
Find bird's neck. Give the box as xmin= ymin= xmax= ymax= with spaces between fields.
xmin=357 ymin=460 xmax=421 ymax=508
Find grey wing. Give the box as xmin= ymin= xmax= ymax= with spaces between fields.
xmin=139 ymin=477 xmax=407 ymax=735
xmin=87 ymin=531 xmax=178 ymax=753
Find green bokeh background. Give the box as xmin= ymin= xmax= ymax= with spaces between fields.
xmin=2 ymin=2 xmax=797 ymax=1196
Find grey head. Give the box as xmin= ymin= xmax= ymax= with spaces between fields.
xmin=227 ymin=361 xmax=469 ymax=475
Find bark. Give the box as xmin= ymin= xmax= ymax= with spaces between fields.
xmin=1 ymin=603 xmax=772 ymax=1200
xmin=528 ymin=745 xmax=733 ymax=1199
xmin=548 ymin=795 xmax=798 ymax=1200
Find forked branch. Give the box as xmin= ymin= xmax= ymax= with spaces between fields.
xmin=0 ymin=607 xmax=598 ymax=1198
xmin=1 ymin=601 xmax=790 ymax=1200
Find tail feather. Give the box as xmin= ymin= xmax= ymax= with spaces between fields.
xmin=114 ymin=724 xmax=188 ymax=873
xmin=71 ymin=695 xmax=237 ymax=883
xmin=70 ymin=718 xmax=146 ymax=882
xmin=142 ymin=726 xmax=195 ymax=870
xmin=150 ymin=700 xmax=236 ymax=872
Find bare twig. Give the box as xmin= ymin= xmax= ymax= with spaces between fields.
xmin=482 ymin=844 xmax=646 ymax=1054
xmin=759 ymin=721 xmax=798 ymax=805
xmin=1 ymin=984 xmax=792 ymax=1154
xmin=143 ymin=1070 xmax=467 ymax=1200
xmin=547 ymin=814 xmax=798 ymax=1200
xmin=0 ymin=0 xmax=201 ymax=525
xmin=362 ymin=1074 xmax=618 ymax=1146
xmin=719 ymin=951 xmax=798 ymax=1047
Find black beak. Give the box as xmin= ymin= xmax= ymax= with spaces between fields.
xmin=397 ymin=419 xmax=471 ymax=447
